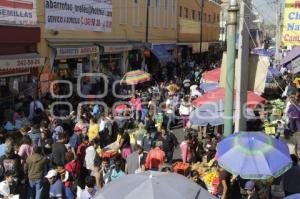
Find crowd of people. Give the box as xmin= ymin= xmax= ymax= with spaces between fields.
xmin=0 ymin=55 xmax=300 ymax=199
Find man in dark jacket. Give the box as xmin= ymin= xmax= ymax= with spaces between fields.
xmin=51 ymin=134 xmax=66 ymax=167
xmin=25 ymin=146 xmax=47 ymax=199
xmin=158 ymin=129 xmax=178 ymax=164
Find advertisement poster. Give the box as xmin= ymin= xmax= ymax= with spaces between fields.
xmin=45 ymin=0 xmax=112 ymax=32
xmin=0 ymin=0 xmax=37 ymax=25
xmin=282 ymin=0 xmax=300 ymax=46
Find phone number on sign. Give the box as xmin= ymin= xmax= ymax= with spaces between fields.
xmin=17 ymin=59 xmax=41 ymax=66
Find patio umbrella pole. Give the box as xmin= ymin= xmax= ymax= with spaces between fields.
xmin=224 ymin=0 xmax=238 ymax=137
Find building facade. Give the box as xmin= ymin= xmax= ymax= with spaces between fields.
xmin=0 ymin=0 xmax=43 ymax=104
xmin=177 ymin=0 xmax=221 ymax=61
xmin=36 ymin=0 xmax=178 ymax=93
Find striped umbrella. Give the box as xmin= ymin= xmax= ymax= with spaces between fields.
xmin=121 ymin=70 xmax=151 ymax=85
xmin=217 ymin=132 xmax=292 ymax=179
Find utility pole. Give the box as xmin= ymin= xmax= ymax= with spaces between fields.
xmin=199 ymin=0 xmax=204 ymax=57
xmin=224 ymin=0 xmax=238 ymax=137
xmin=275 ymin=0 xmax=281 ymax=67
xmin=235 ymin=0 xmax=250 ymax=132
xmin=146 ymin=0 xmax=150 ymax=43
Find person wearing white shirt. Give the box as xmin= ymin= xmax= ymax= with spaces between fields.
xmin=0 ymin=172 xmax=14 ymax=198
xmin=79 ymin=176 xmax=99 ymax=199
xmin=84 ymin=139 xmax=99 ymax=176
xmin=99 ymin=116 xmax=107 ymax=133
xmin=166 ymin=96 xmax=175 ymax=130
xmin=28 ymin=99 xmax=44 ymax=120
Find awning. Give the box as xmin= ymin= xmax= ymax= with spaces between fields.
xmin=52 ymin=45 xmax=100 ymax=59
xmin=0 ymin=53 xmax=44 ymax=70
xmin=176 ymin=43 xmax=193 ymax=46
xmin=161 ymin=44 xmax=176 ymax=50
xmin=149 ymin=45 xmax=173 ymax=64
xmin=97 ymin=43 xmax=133 ymax=54
xmin=280 ymin=46 xmax=300 ymax=66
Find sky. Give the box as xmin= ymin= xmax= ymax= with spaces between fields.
xmin=252 ymin=0 xmax=284 ymax=25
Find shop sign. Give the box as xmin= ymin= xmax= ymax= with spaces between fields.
xmin=0 ymin=0 xmax=37 ymax=25
xmin=104 ymin=45 xmax=133 ymax=53
xmin=282 ymin=0 xmax=300 ymax=46
xmin=45 ymin=0 xmax=112 ymax=32
xmin=56 ymin=46 xmax=99 ymax=57
xmin=0 ymin=57 xmax=45 ymax=70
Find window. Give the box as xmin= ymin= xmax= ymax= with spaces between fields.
xmin=198 ymin=11 xmax=201 ymax=21
xmin=180 ymin=6 xmax=182 ymax=17
xmin=154 ymin=0 xmax=160 ymax=27
xmin=213 ymin=13 xmax=216 ymax=23
xmin=208 ymin=14 xmax=211 ymax=23
xmin=217 ymin=14 xmax=220 ymax=22
xmin=172 ymin=0 xmax=177 ymax=28
xmin=204 ymin=13 xmax=206 ymax=22
xmin=149 ymin=0 xmax=155 ymax=27
xmin=119 ymin=0 xmax=128 ymax=24
xmin=163 ymin=0 xmax=168 ymax=28
xmin=185 ymin=8 xmax=188 ymax=18
xmin=192 ymin=10 xmax=195 ymax=20
xmin=132 ymin=0 xmax=139 ymax=26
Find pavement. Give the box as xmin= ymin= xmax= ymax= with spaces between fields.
xmin=171 ymin=127 xmax=185 ymax=161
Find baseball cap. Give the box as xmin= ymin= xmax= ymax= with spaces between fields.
xmin=245 ymin=181 xmax=255 ymax=190
xmin=45 ymin=169 xmax=57 ymax=179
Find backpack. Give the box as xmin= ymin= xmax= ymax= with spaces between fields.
xmin=67 ymin=162 xmax=79 ymax=194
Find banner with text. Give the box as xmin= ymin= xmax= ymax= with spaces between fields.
xmin=0 ymin=0 xmax=37 ymax=25
xmin=282 ymin=0 xmax=300 ymax=46
xmin=45 ymin=0 xmax=112 ymax=32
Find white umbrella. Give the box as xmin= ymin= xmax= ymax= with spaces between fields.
xmin=284 ymin=194 xmax=300 ymax=199
xmin=94 ymin=171 xmax=217 ymax=199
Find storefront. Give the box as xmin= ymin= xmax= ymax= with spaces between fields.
xmin=98 ymin=42 xmax=134 ymax=78
xmin=0 ymin=54 xmax=45 ymax=100
xmin=146 ymin=44 xmax=174 ymax=74
xmin=0 ymin=25 xmax=42 ymax=105
xmin=46 ymin=44 xmax=100 ymax=87
xmin=176 ymin=43 xmax=193 ymax=63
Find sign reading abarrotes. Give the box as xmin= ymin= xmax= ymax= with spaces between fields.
xmin=282 ymin=0 xmax=300 ymax=46
xmin=0 ymin=0 xmax=37 ymax=25
xmin=45 ymin=0 xmax=112 ymax=32
xmin=56 ymin=46 xmax=99 ymax=57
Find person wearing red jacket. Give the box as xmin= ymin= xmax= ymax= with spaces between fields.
xmin=145 ymin=141 xmax=165 ymax=171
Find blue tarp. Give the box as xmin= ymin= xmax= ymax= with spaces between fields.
xmin=253 ymin=49 xmax=275 ymax=57
xmin=266 ymin=67 xmax=281 ymax=83
xmin=150 ymin=45 xmax=173 ymax=64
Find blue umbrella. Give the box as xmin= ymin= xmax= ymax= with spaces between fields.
xmin=217 ymin=132 xmax=292 ymax=179
xmin=284 ymin=194 xmax=300 ymax=199
xmin=189 ymin=100 xmax=224 ymax=126
xmin=189 ymin=101 xmax=256 ymax=127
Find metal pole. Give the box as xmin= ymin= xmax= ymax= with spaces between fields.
xmin=199 ymin=0 xmax=204 ymax=57
xmin=275 ymin=0 xmax=281 ymax=68
xmin=146 ymin=0 xmax=150 ymax=43
xmin=224 ymin=0 xmax=238 ymax=137
xmin=235 ymin=0 xmax=249 ymax=132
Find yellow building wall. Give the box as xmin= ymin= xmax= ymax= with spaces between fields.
xmin=37 ymin=0 xmax=178 ymax=57
xmin=178 ymin=0 xmax=220 ymax=43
